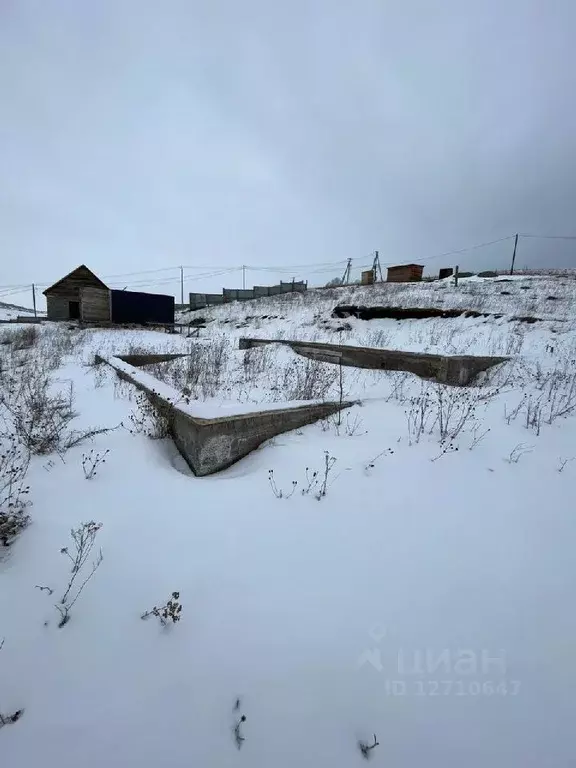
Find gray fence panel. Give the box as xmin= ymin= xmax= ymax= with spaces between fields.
xmin=191 ymin=282 xmax=305 ymax=310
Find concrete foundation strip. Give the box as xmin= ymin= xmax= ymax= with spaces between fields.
xmin=238 ymin=338 xmax=508 ymax=386
xmin=96 ymin=354 xmax=353 ymax=476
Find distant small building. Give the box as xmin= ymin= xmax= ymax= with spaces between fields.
xmin=43 ymin=265 xmax=174 ymax=325
xmin=386 ymin=264 xmax=424 ymax=283
xmin=361 ymin=269 xmax=375 ymax=285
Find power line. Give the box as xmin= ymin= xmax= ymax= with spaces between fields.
xmin=1 ymin=233 xmax=571 ymax=294
xmin=380 ymin=235 xmax=517 ymax=268
xmin=101 ymin=266 xmax=180 ymax=280
xmin=106 ymin=267 xmax=241 ymax=290
xmin=0 ymin=287 xmax=31 ymax=298
xmin=519 ymin=233 xmax=576 ymax=240
xmin=0 ymin=259 xmax=345 ymax=291
xmin=87 ymin=264 xmax=241 ymax=280
xmin=181 ymin=265 xmax=239 ymax=270
xmin=0 ymin=265 xmax=243 ymax=291
xmin=0 ymin=283 xmax=33 ymax=292
xmin=246 ymin=259 xmax=348 ymax=271
xmin=106 ymin=278 xmax=180 ymax=290
xmin=316 ymin=236 xmax=517 ymax=277
xmin=303 ymin=265 xmax=349 ymax=275
xmin=247 ymin=265 xmax=347 ymax=277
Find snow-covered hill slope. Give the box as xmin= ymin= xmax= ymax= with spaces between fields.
xmin=178 ymin=274 xmax=576 ymax=328
xmin=1 ymin=279 xmax=576 ymax=767
xmin=175 ymin=275 xmax=576 ymax=362
xmin=0 ymin=301 xmax=39 ymax=321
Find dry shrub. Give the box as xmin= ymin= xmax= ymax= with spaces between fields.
xmin=1 ymin=373 xmax=77 ymax=455
xmin=127 ymin=391 xmax=172 ymax=439
xmin=0 ymin=435 xmax=31 ymax=546
xmin=406 ymin=380 xmax=499 ymax=449
xmin=4 ymin=326 xmax=39 ymax=351
xmin=148 ymin=339 xmax=336 ymax=403
xmin=504 ymin=357 xmax=576 ymax=434
xmin=56 ymin=521 xmax=104 ymax=627
xmin=1 ymin=369 xmax=113 ymax=456
xmin=125 ymin=343 xmax=151 ymax=357
xmin=281 ymin=357 xmax=337 ymax=401
xmin=146 ymin=337 xmax=232 ymax=399
xmin=36 ymin=326 xmax=87 ymax=370
xmin=241 ymin=346 xmax=274 ymax=383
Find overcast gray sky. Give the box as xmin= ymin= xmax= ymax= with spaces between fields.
xmin=2 ymin=0 xmax=576 ymax=306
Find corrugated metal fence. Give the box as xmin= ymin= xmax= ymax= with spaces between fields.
xmin=189 ymin=280 xmax=307 ymax=311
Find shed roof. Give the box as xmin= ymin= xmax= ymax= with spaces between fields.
xmin=43 ymin=265 xmax=109 ymax=295
xmin=387 ymin=263 xmax=424 ymax=270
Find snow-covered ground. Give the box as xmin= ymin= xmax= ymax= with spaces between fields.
xmin=179 ymin=273 xmax=576 ymax=325
xmin=0 ymin=301 xmax=41 ymax=322
xmin=1 ymin=278 xmax=576 ymax=767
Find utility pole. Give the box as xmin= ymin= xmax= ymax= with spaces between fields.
xmin=242 ymin=265 xmax=246 ymax=290
xmin=372 ymin=251 xmax=383 ymax=282
xmin=341 ymin=258 xmax=352 ymax=285
xmin=180 ymin=266 xmax=184 ymax=306
xmin=32 ymin=284 xmax=37 ymax=318
xmin=510 ymin=233 xmax=519 ymax=275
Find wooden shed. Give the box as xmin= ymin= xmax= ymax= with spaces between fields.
xmin=361 ymin=269 xmax=375 ymax=285
xmin=43 ymin=265 xmax=111 ymax=322
xmin=386 ymin=264 xmax=424 ymax=283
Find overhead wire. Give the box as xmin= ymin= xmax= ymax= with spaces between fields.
xmin=377 ymin=235 xmax=517 ymax=269
xmin=106 ymin=267 xmax=241 ymax=290
xmin=0 ymin=287 xmax=32 ymax=298
xmin=0 ymin=233 xmax=572 ymax=295
xmin=245 ymin=259 xmax=348 ymax=271
xmin=519 ymin=233 xmax=576 ymax=240
xmin=101 ymin=266 xmax=180 ymax=280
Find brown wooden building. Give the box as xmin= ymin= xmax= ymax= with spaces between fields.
xmin=386 ymin=263 xmax=424 ymax=283
xmin=43 ymin=265 xmax=175 ymax=325
xmin=361 ymin=269 xmax=375 ymax=285
xmin=43 ymin=265 xmax=111 ymax=322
